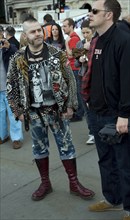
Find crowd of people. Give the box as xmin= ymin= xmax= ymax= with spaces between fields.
xmin=0 ymin=0 xmax=130 ymax=219
xmin=0 ymin=25 xmax=23 ymax=149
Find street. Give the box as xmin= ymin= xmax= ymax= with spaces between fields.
xmin=0 ymin=118 xmax=123 ymax=220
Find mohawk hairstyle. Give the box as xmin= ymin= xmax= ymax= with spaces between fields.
xmin=22 ymin=14 xmax=37 ymax=23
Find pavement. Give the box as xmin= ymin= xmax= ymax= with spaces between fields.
xmin=0 ymin=118 xmax=124 ymax=220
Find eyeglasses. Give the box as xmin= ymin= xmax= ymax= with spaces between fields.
xmin=91 ymin=8 xmax=109 ymax=15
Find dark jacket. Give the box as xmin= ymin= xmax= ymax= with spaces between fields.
xmin=8 ymin=36 xmax=20 ymax=50
xmin=117 ymin=19 xmax=130 ymax=33
xmin=81 ymin=24 xmax=130 ymax=118
xmin=97 ymin=24 xmax=130 ymax=118
xmin=2 ymin=44 xmax=17 ymax=72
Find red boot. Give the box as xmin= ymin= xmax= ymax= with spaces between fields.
xmin=32 ymin=157 xmax=53 ymax=201
xmin=62 ymin=158 xmax=95 ymax=199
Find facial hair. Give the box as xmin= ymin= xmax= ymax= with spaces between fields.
xmin=27 ymin=37 xmax=43 ymax=50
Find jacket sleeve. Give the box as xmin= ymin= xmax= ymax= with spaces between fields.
xmin=74 ymin=41 xmax=82 ymax=68
xmin=6 ymin=54 xmax=24 ymax=119
xmin=3 ymin=44 xmax=17 ymax=72
xmin=118 ymin=34 xmax=130 ymax=117
xmin=60 ymin=51 xmax=78 ymax=110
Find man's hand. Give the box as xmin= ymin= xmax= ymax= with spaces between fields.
xmin=62 ymin=108 xmax=74 ymax=120
xmin=0 ymin=39 xmax=10 ymax=49
xmin=84 ymin=41 xmax=90 ymax=50
xmin=116 ymin=117 xmax=128 ymax=134
xmin=18 ymin=114 xmax=24 ymax=122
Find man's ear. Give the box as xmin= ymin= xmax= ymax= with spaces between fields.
xmin=106 ymin=11 xmax=113 ymax=21
xmin=22 ymin=32 xmax=27 ymax=40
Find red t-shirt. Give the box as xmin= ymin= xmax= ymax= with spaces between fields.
xmin=67 ymin=32 xmax=80 ymax=70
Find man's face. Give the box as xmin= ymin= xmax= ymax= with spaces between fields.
xmin=62 ymin=20 xmax=71 ymax=35
xmin=24 ymin=22 xmax=44 ymax=47
xmin=89 ymin=0 xmax=109 ymax=29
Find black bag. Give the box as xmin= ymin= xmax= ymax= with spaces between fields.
xmin=98 ymin=123 xmax=125 ymax=145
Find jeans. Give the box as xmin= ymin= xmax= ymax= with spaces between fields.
xmin=82 ymin=101 xmax=94 ymax=135
xmin=29 ymin=110 xmax=76 ymax=160
xmin=0 ymin=91 xmax=23 ymax=141
xmin=73 ymin=71 xmax=84 ymax=118
xmin=89 ymin=110 xmax=130 ymax=211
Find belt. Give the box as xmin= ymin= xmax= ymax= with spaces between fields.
xmin=30 ymin=104 xmax=58 ymax=113
xmin=29 ymin=104 xmax=58 ymax=121
xmin=39 ymin=104 xmax=58 ymax=112
xmin=29 ymin=104 xmax=64 ymax=128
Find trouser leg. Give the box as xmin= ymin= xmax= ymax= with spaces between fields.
xmin=115 ymin=133 xmax=130 ymax=211
xmin=50 ymin=117 xmax=95 ymax=199
xmin=0 ymin=92 xmax=8 ymax=140
xmin=6 ymin=97 xmax=23 ymax=141
xmin=89 ymin=110 xmax=122 ymax=205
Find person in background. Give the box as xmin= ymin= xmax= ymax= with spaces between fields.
xmin=117 ymin=14 xmax=130 ymax=33
xmin=0 ymin=25 xmax=4 ymax=39
xmin=19 ymin=32 xmax=28 ymax=49
xmin=42 ymin=14 xmax=55 ymax=41
xmin=0 ymin=25 xmax=23 ymax=149
xmin=46 ymin=23 xmax=65 ymax=50
xmin=6 ymin=17 xmax=95 ymax=201
xmin=74 ymin=19 xmax=95 ymax=145
xmin=5 ymin=26 xmax=20 ymax=49
xmin=81 ymin=0 xmax=130 ymax=219
xmin=62 ymin=18 xmax=84 ymax=122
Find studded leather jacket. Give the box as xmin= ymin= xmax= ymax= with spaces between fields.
xmin=7 ymin=43 xmax=78 ymax=119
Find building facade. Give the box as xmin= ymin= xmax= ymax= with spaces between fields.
xmin=3 ymin=0 xmax=130 ymax=24
xmin=4 ymin=0 xmax=85 ymax=23
xmin=0 ymin=0 xmax=6 ymax=23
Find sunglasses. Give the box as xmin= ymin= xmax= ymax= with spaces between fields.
xmin=91 ymin=8 xmax=109 ymax=15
